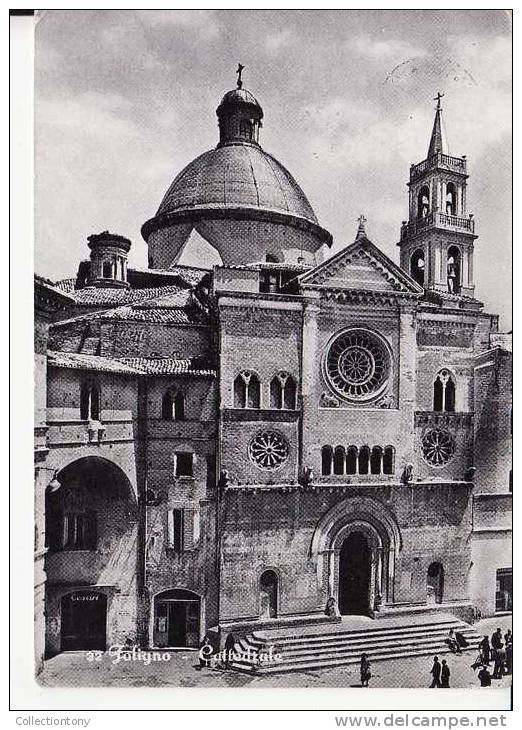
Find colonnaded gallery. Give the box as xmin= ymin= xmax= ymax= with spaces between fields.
xmin=34 ymin=74 xmax=511 ymax=674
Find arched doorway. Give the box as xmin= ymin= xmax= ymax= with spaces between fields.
xmin=61 ymin=591 xmax=107 ymax=651
xmin=153 ymin=589 xmax=200 ymax=648
xmin=427 ymin=562 xmax=444 ymax=604
xmin=338 ymin=532 xmax=372 ymax=615
xmin=260 ymin=570 xmax=278 ymax=619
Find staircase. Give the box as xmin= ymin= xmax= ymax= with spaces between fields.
xmin=228 ymin=612 xmax=481 ymax=675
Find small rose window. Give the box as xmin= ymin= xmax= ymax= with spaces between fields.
xmin=248 ymin=431 xmax=289 ymax=470
xmin=421 ymin=428 xmax=456 ymax=467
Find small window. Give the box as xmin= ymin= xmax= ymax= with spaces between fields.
xmin=496 ymin=568 xmax=512 ymax=612
xmin=162 ymin=389 xmax=185 ymax=420
xmin=80 ymin=382 xmax=100 ymax=420
xmin=447 ymin=246 xmax=461 ymax=294
xmin=174 ymin=452 xmax=193 ymax=478
xmin=433 ymin=370 xmax=456 ymax=412
xmin=50 ymin=512 xmax=97 ymax=551
xmin=102 ymin=261 xmax=112 ymax=279
xmin=234 ymin=371 xmax=261 ymax=409
xmin=270 ymin=372 xmax=297 ymax=410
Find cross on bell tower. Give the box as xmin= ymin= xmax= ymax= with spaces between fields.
xmin=397 ymin=96 xmax=477 ymax=299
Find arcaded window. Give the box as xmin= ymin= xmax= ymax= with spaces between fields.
xmin=270 ymin=372 xmax=297 ymax=410
xmin=346 ymin=446 xmax=358 ymax=475
xmin=358 ymin=445 xmax=370 ymax=475
xmin=333 ymin=446 xmax=346 ymax=476
xmin=234 ymin=370 xmax=261 ymax=409
xmin=370 ymin=446 xmax=383 ymax=475
xmin=445 ymin=182 xmax=457 ymax=215
xmin=321 ymin=446 xmax=333 ymax=476
xmin=102 ymin=261 xmax=112 ymax=278
xmin=162 ymin=389 xmax=185 ymax=420
xmin=410 ymin=249 xmax=425 ymax=286
xmin=80 ymin=382 xmax=100 ymax=420
xmin=447 ymin=246 xmax=461 ymax=294
xmin=383 ymin=446 xmax=395 ymax=474
xmin=433 ymin=369 xmax=456 ymax=412
xmin=417 ymin=186 xmax=430 ymax=219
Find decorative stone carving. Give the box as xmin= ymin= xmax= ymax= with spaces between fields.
xmin=320 ymin=391 xmax=340 ymax=408
xmin=401 ymin=463 xmax=414 ymax=484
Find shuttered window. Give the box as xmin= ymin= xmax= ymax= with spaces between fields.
xmin=166 ymin=507 xmax=199 ymax=552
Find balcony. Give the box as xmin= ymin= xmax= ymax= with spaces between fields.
xmin=401 ymin=211 xmax=475 ymax=241
xmin=410 ymin=152 xmax=467 ymax=182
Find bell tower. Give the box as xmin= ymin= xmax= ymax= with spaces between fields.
xmin=398 ymin=93 xmax=477 ymax=298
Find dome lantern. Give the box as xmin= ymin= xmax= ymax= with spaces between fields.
xmin=216 ymin=64 xmax=263 ymax=147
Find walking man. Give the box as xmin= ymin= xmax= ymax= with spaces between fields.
xmin=430 ymin=655 xmax=442 ymax=687
xmin=441 ymin=659 xmax=450 ymax=688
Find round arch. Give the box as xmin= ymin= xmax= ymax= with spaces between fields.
xmin=52 ymin=455 xmax=138 ymax=503
xmin=151 ymin=588 xmax=202 ymax=649
xmin=310 ymin=497 xmax=402 ymax=612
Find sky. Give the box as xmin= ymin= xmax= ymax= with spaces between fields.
xmin=35 ymin=9 xmax=512 ymax=328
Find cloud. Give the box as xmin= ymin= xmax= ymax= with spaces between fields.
xmin=265 ymin=29 xmax=293 ymax=53
xmin=351 ymin=35 xmax=427 ymax=62
xmin=135 ymin=9 xmax=220 ymax=38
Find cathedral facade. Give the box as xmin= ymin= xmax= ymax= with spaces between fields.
xmin=34 ymin=79 xmax=511 ymax=664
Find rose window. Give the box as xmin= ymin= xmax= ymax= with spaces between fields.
xmin=325 ymin=329 xmax=391 ymax=402
xmin=421 ymin=428 xmax=456 ymax=467
xmin=248 ymin=431 xmax=289 ymax=470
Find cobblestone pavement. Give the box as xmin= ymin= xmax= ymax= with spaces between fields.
xmin=39 ymin=616 xmax=512 ymax=690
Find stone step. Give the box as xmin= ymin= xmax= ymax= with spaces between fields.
xmin=239 ymin=627 xmax=479 ymax=656
xmin=228 ymin=614 xmax=482 ymax=675
xmin=251 ymin=616 xmax=471 ymax=645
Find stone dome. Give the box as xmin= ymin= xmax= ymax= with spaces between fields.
xmin=142 ymin=80 xmax=332 ymax=267
xmin=154 ymin=144 xmax=319 ymax=224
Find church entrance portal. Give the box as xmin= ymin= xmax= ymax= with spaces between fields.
xmin=338 ymin=532 xmax=372 ymax=615
xmin=61 ymin=591 xmax=107 ymax=651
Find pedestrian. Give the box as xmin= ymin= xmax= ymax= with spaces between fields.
xmin=360 ymin=653 xmax=371 ymax=687
xmin=478 ymin=635 xmax=491 ymax=665
xmin=504 ymin=629 xmax=512 ymax=647
xmin=493 ymin=647 xmax=506 ymax=679
xmin=441 ymin=659 xmax=450 ymax=688
xmin=491 ymin=628 xmax=503 ymax=659
xmin=224 ymin=632 xmax=236 ymax=668
xmin=430 ymin=655 xmax=442 ymax=687
xmin=445 ymin=629 xmax=461 ymax=654
xmin=505 ymin=641 xmax=513 ymax=676
xmin=478 ymin=666 xmax=492 ymax=687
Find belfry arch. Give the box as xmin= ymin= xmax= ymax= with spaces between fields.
xmin=310 ymin=497 xmax=402 ymax=615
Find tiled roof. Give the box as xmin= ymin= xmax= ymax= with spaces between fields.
xmin=118 ymin=357 xmax=215 ymax=375
xmin=69 ymin=284 xmax=187 ymax=306
xmin=130 ymin=265 xmax=210 ymax=287
xmin=48 ymin=352 xmax=216 ymax=377
xmin=48 ymin=351 xmax=140 ymax=375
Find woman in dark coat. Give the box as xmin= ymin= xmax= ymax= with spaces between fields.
xmin=224 ymin=632 xmax=236 ymax=668
xmin=360 ymin=653 xmax=371 ymax=687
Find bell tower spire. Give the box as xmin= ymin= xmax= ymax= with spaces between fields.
xmin=428 ymin=92 xmax=446 ymax=157
xmin=397 ymin=96 xmax=477 ymax=300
